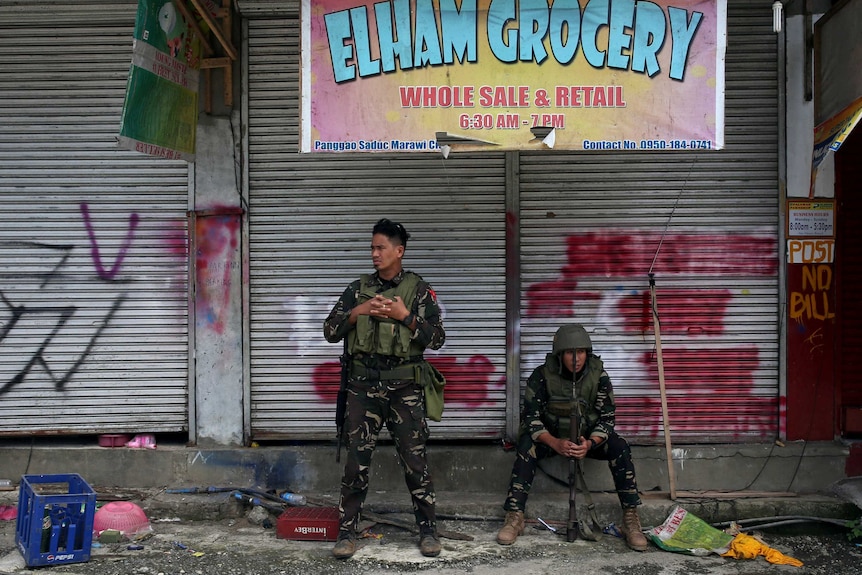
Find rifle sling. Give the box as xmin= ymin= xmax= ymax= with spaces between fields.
xmin=575 ymin=461 xmax=602 ymax=529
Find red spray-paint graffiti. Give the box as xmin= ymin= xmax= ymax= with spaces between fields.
xmin=423 ymin=355 xmax=502 ymax=408
xmin=617 ymin=289 xmax=733 ymax=335
xmin=528 ymin=231 xmax=777 ymax=317
xmin=527 ymin=231 xmax=778 ymax=440
xmin=563 ymin=231 xmax=777 ymax=278
xmin=615 ymin=395 xmax=777 ymax=441
xmin=309 ymin=230 xmax=777 ymax=437
xmin=195 ymin=213 xmax=240 ymax=334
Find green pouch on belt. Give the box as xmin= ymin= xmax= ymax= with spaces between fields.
xmin=417 ymin=361 xmax=446 ymax=422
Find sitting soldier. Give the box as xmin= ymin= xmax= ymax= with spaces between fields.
xmin=496 ymin=324 xmax=648 ymax=552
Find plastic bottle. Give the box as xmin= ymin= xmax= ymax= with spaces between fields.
xmin=40 ymin=506 xmax=51 ymax=553
xmin=233 ymin=492 xmax=259 ymax=506
xmin=280 ymin=492 xmax=306 ymax=506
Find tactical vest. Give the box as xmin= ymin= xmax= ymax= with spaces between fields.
xmin=542 ymin=353 xmax=604 ymax=435
xmin=347 ymin=272 xmax=425 ymax=358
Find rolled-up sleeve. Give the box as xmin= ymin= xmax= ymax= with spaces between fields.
xmin=411 ymin=282 xmax=445 ymax=350
xmin=522 ymin=367 xmax=551 ymax=442
xmin=589 ymin=370 xmax=616 ymax=440
xmin=323 ymin=280 xmax=360 ymax=343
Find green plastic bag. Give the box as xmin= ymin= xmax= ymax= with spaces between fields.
xmin=419 ymin=362 xmax=446 ymax=422
xmin=648 ymin=506 xmax=733 ymax=556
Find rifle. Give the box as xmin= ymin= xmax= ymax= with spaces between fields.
xmin=335 ymin=340 xmax=349 ymax=463
xmin=566 ymin=396 xmax=582 ymax=542
xmin=567 ymin=394 xmax=599 ymax=542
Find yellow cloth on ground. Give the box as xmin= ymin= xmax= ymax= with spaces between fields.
xmin=720 ymin=533 xmax=803 ymax=567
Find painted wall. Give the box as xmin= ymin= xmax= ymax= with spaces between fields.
xmin=191 ymin=113 xmax=245 ymax=446
xmin=786 ymin=263 xmax=837 ymax=439
xmin=784 ymin=13 xmax=838 ymax=440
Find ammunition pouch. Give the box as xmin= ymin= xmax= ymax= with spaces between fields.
xmin=547 ymin=402 xmax=573 ymax=417
xmin=350 ymin=360 xmax=445 ymax=422
xmin=417 ymin=361 xmax=446 ymax=422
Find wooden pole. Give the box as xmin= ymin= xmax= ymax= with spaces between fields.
xmin=649 ymin=273 xmax=677 ymax=500
xmin=188 ymin=0 xmax=238 ymax=60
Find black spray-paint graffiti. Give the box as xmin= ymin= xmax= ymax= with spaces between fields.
xmin=0 ymin=241 xmax=74 ymax=288
xmin=0 ymin=292 xmax=126 ymax=394
xmin=0 ymin=204 xmax=139 ymax=394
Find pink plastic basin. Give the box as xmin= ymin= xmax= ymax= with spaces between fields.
xmin=93 ymin=501 xmax=151 ymax=536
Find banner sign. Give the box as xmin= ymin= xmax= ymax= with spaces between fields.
xmin=811 ymin=97 xmax=862 ymax=193
xmin=813 ymin=99 xmax=862 ymax=161
xmin=118 ymin=0 xmax=206 ymax=162
xmin=301 ymin=0 xmax=726 ymax=153
xmin=811 ymin=0 xmax=862 ymax=195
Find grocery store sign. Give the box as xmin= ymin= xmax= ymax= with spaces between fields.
xmin=301 ymin=0 xmax=726 ymax=153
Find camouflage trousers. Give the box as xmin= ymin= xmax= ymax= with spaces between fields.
xmin=503 ymin=430 xmax=642 ymax=512
xmin=338 ymin=381 xmax=436 ymax=535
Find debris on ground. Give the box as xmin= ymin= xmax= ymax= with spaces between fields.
xmin=649 ymin=506 xmax=804 ymax=567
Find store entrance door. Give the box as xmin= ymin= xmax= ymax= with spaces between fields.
xmin=836 ymin=127 xmax=862 ymax=437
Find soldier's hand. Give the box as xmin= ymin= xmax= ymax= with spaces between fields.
xmin=571 ymin=436 xmax=591 ymax=460
xmin=389 ymin=296 xmax=409 ymax=322
xmin=368 ymin=294 xmax=394 ymax=318
xmin=554 ymin=437 xmax=579 ymax=458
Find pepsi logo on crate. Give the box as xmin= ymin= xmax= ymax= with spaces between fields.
xmin=276 ymin=507 xmax=339 ymax=541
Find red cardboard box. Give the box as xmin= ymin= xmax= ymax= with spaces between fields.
xmin=276 ymin=507 xmax=339 ymax=541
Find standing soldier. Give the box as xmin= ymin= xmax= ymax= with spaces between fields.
xmin=496 ymin=324 xmax=648 ymax=552
xmin=324 ymin=218 xmax=446 ymax=559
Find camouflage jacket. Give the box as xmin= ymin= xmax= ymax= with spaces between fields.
xmin=521 ymin=359 xmax=616 ymax=443
xmin=323 ymin=269 xmax=445 ymax=370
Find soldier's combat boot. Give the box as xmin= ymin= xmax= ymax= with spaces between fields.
xmin=496 ymin=510 xmax=525 ymax=545
xmin=419 ymin=527 xmax=442 ymax=557
xmin=621 ymin=507 xmax=648 ymax=552
xmin=332 ymin=530 xmax=357 ymax=559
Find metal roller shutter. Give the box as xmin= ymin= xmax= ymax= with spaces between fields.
xmin=243 ymin=0 xmax=780 ymax=443
xmin=0 ymin=1 xmax=190 ymax=435
xmin=518 ymin=0 xmax=780 ymax=443
xmin=244 ymin=11 xmax=508 ymax=440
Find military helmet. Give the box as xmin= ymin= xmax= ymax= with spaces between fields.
xmin=552 ymin=324 xmax=592 ymax=355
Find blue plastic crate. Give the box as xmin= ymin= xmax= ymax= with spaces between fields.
xmin=15 ymin=474 xmax=97 ymax=567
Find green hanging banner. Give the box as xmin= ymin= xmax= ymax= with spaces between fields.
xmin=118 ymin=0 xmax=206 ymax=162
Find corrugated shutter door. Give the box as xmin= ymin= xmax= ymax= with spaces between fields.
xmin=0 ymin=1 xmax=190 ymax=434
xmin=245 ymin=13 xmax=508 ymax=439
xmin=518 ymin=0 xmax=779 ymax=443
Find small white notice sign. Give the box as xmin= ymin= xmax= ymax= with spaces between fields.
xmin=787 ymin=201 xmax=834 ymax=237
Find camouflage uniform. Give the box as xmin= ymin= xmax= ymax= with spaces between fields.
xmin=324 ymin=269 xmax=445 ymax=536
xmin=503 ymin=355 xmax=642 ymax=512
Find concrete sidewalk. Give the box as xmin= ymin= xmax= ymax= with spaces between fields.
xmin=1 ymin=439 xmax=858 ymax=530
xmin=0 ymin=439 xmax=854 ymax=496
